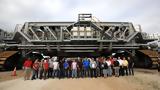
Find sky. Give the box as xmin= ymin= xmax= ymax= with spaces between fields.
xmin=0 ymin=0 xmax=160 ymax=34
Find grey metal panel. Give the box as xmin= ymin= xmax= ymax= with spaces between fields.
xmin=97 ymin=40 xmax=118 ymax=42
xmin=26 ymin=22 xmax=131 ymax=27
xmin=64 ymin=50 xmax=94 ymax=52
xmin=30 ymin=40 xmax=62 ymax=42
xmin=17 ymin=46 xmax=139 ymax=50
xmin=28 ymin=22 xmax=75 ymax=26
xmin=4 ymin=44 xmax=144 ymax=47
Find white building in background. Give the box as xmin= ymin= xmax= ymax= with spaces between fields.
xmin=0 ymin=29 xmax=13 ymax=42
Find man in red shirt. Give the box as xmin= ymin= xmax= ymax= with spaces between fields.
xmin=108 ymin=56 xmax=114 ymax=76
xmin=23 ymin=58 xmax=33 ymax=80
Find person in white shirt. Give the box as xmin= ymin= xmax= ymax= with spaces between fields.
xmin=106 ymin=59 xmax=112 ymax=76
xmin=52 ymin=60 xmax=59 ymax=78
xmin=117 ymin=57 xmax=124 ymax=76
xmin=48 ymin=58 xmax=53 ymax=78
xmin=90 ymin=58 xmax=97 ymax=78
xmin=71 ymin=60 xmax=77 ymax=78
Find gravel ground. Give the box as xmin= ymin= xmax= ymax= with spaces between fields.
xmin=0 ymin=69 xmax=160 ymax=90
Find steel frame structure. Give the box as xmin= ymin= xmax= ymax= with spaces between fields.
xmin=8 ymin=14 xmax=152 ymax=56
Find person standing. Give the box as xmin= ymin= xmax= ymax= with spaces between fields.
xmin=102 ymin=59 xmax=108 ymax=78
xmin=96 ymin=58 xmax=100 ymax=77
xmin=122 ymin=57 xmax=128 ymax=76
xmin=82 ymin=58 xmax=90 ymax=77
xmin=77 ymin=58 xmax=83 ymax=78
xmin=99 ymin=57 xmax=105 ymax=77
xmin=31 ymin=59 xmax=39 ymax=80
xmin=23 ymin=57 xmax=33 ymax=80
xmin=117 ymin=57 xmax=123 ymax=76
xmin=52 ymin=59 xmax=60 ymax=78
xmin=71 ymin=60 xmax=78 ymax=78
xmin=39 ymin=59 xmax=44 ymax=79
xmin=43 ymin=59 xmax=49 ymax=80
xmin=63 ymin=58 xmax=70 ymax=78
xmin=127 ymin=57 xmax=134 ymax=75
xmin=90 ymin=58 xmax=97 ymax=78
xmin=108 ymin=57 xmax=113 ymax=76
xmin=48 ymin=57 xmax=54 ymax=78
xmin=113 ymin=58 xmax=120 ymax=77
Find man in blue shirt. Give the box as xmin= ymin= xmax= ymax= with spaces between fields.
xmin=63 ymin=58 xmax=69 ymax=78
xmin=82 ymin=57 xmax=90 ymax=77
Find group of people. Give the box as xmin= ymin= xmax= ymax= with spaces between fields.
xmin=23 ymin=56 xmax=134 ymax=80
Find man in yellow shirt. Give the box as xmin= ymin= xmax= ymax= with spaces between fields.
xmin=122 ymin=57 xmax=128 ymax=76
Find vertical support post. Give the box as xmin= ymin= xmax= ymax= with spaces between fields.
xmin=131 ymin=39 xmax=135 ymax=57
xmin=47 ymin=44 xmax=51 ymax=51
xmin=21 ymin=37 xmax=27 ymax=57
xmin=109 ymin=42 xmax=112 ymax=51
xmin=60 ymin=27 xmax=63 ymax=41
xmin=57 ymin=43 xmax=60 ymax=52
xmin=99 ymin=42 xmax=103 ymax=51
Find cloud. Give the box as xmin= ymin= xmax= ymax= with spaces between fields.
xmin=0 ymin=0 xmax=160 ymax=34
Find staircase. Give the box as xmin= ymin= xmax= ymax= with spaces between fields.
xmin=0 ymin=51 xmax=18 ymax=69
xmin=91 ymin=16 xmax=112 ymax=39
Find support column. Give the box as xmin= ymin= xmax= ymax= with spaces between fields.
xmin=109 ymin=42 xmax=112 ymax=51
xmin=132 ymin=49 xmax=136 ymax=57
xmin=21 ymin=37 xmax=27 ymax=57
xmin=131 ymin=39 xmax=136 ymax=57
xmin=99 ymin=42 xmax=103 ymax=51
xmin=47 ymin=44 xmax=51 ymax=51
xmin=60 ymin=27 xmax=63 ymax=41
xmin=57 ymin=43 xmax=60 ymax=52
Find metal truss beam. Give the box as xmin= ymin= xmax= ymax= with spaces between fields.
xmin=29 ymin=27 xmax=40 ymax=40
xmin=44 ymin=26 xmax=57 ymax=40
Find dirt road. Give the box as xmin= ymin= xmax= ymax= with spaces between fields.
xmin=0 ymin=69 xmax=160 ymax=90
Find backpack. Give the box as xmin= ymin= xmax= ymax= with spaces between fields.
xmin=104 ymin=62 xmax=108 ymax=69
xmin=114 ymin=61 xmax=119 ymax=67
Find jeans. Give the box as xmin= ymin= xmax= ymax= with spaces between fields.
xmin=39 ymin=68 xmax=43 ymax=79
xmin=43 ymin=69 xmax=48 ymax=80
xmin=96 ymin=67 xmax=100 ymax=77
xmin=72 ymin=69 xmax=77 ymax=78
xmin=64 ymin=69 xmax=70 ymax=78
xmin=31 ymin=69 xmax=38 ymax=80
xmin=128 ymin=67 xmax=134 ymax=75
xmin=119 ymin=66 xmax=124 ymax=76
xmin=91 ymin=68 xmax=97 ymax=77
xmin=53 ymin=69 xmax=59 ymax=78
xmin=48 ymin=68 xmax=53 ymax=78
xmin=114 ymin=67 xmax=120 ymax=77
xmin=77 ymin=69 xmax=83 ymax=78
xmin=108 ymin=66 xmax=112 ymax=76
xmin=103 ymin=69 xmax=107 ymax=77
xmin=83 ymin=68 xmax=90 ymax=77
xmin=123 ymin=66 xmax=128 ymax=76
